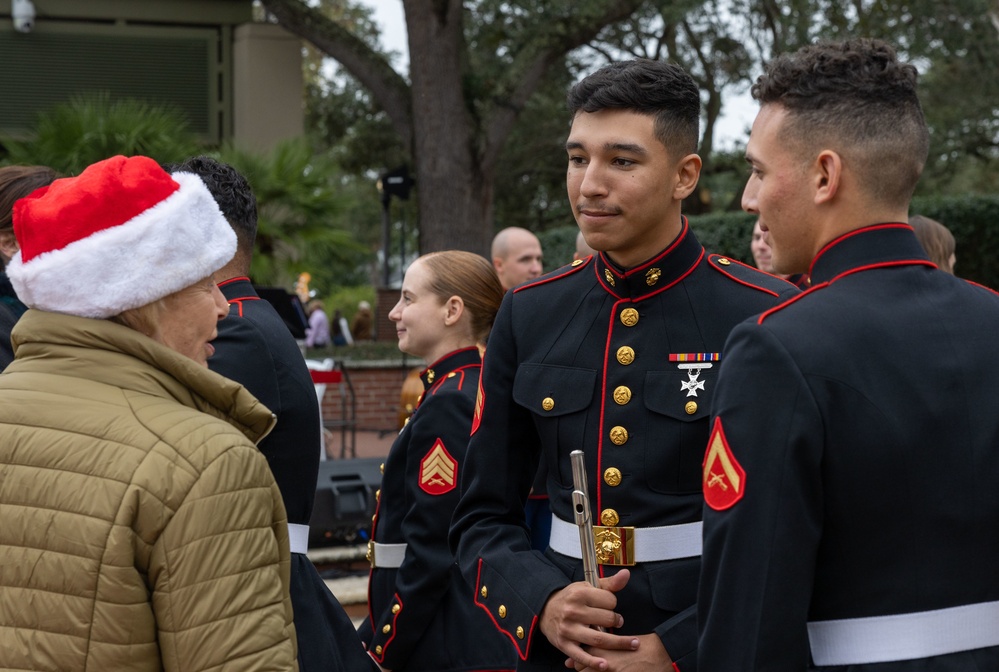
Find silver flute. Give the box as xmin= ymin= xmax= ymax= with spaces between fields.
xmin=570 ymin=450 xmax=600 ymax=589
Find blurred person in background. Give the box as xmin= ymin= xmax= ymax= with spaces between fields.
xmin=909 ymin=214 xmax=956 ymax=274
xmin=0 ymin=165 xmax=57 ymax=370
xmin=351 ymin=300 xmax=374 ymax=341
xmin=492 ymin=226 xmax=544 ymax=290
xmin=751 ymin=219 xmax=810 ymax=289
xmin=0 ymin=155 xmax=296 ymax=671
xmin=306 ymin=298 xmax=330 ymax=348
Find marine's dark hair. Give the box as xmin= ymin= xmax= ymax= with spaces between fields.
xmin=567 ymin=59 xmax=700 ymax=157
xmin=752 ymin=38 xmax=929 ymax=207
xmin=167 ymin=156 xmax=257 ymax=257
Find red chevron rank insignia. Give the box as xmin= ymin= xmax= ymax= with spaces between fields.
xmin=419 ymin=439 xmax=458 ymax=495
xmin=703 ymin=417 xmax=745 ymax=510
xmin=470 ymin=374 xmax=485 ymax=436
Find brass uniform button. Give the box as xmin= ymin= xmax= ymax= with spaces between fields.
xmin=380 ymin=462 xmax=385 ymax=474
xmin=480 ymin=586 xmax=488 ymax=598
xmin=375 ymin=645 xmax=383 ymax=655
xmin=498 ymin=605 xmax=507 ymax=618
xmin=447 ymin=371 xmax=456 ymax=378
xmin=718 ymin=257 xmax=732 ymax=266
xmin=375 ymin=489 xmax=381 ymax=500
xmin=542 ymin=397 xmax=555 ymax=411
xmin=616 ymin=346 xmax=635 ymax=365
xmin=600 ymin=509 xmax=620 ymax=526
xmin=620 ymin=308 xmax=639 ymax=327
xmin=612 ymin=385 xmax=631 ymax=405
xmin=516 ymin=626 xmax=525 ymax=640
xmin=685 ymin=401 xmax=698 ymax=415
xmin=382 ymin=624 xmax=391 ymax=634
xmin=426 ymin=369 xmax=435 ymax=383
xmin=571 ymin=259 xmax=584 ymax=266
xmin=645 ymin=267 xmax=662 ymax=286
xmin=604 ymin=269 xmax=616 ymax=286
xmin=604 ymin=467 xmax=622 ymax=487
xmin=392 ymin=604 xmax=401 ymax=614
xmin=609 ymin=426 xmax=629 ymax=445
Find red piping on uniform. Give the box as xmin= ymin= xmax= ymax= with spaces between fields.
xmin=619 ymin=218 xmax=689 ymax=278
xmin=217 ymin=275 xmax=251 ymax=288
xmin=473 ymin=558 xmax=534 ymax=661
xmin=673 ymin=662 xmax=681 ymax=672
xmin=513 ymin=258 xmax=590 ymax=294
xmin=370 ymin=592 xmax=403 ymax=663
xmin=595 ymin=261 xmax=624 ymax=298
xmin=229 ymin=299 xmax=245 ymax=318
xmin=422 ymin=346 xmax=479 ymax=373
xmin=708 ymin=255 xmax=789 ymax=297
xmin=826 ymin=259 xmax=935 ymax=285
xmin=966 ymin=279 xmax=999 ymax=298
xmin=595 ymin=248 xmax=705 ymax=578
xmin=757 ymin=283 xmax=828 ymax=323
xmin=808 ymin=223 xmax=911 ymax=276
xmin=428 ymin=363 xmax=479 ymax=396
xmin=758 ymin=259 xmax=935 ymax=323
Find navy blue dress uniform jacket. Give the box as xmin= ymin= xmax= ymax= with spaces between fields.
xmin=699 ymin=224 xmax=999 ymax=670
xmin=210 ymin=277 xmax=375 ymax=672
xmin=360 ymin=347 xmax=516 ymax=672
xmin=449 ymin=220 xmax=798 ymax=671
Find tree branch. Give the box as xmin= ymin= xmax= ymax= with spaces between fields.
xmin=259 ymin=0 xmax=414 ymax=147
xmin=480 ymin=0 xmax=649 ymax=172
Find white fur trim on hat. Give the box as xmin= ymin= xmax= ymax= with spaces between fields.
xmin=8 ymin=172 xmax=236 ymax=319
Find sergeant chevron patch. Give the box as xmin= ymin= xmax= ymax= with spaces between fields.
xmin=703 ymin=417 xmax=745 ymax=510
xmin=420 ymin=439 xmax=458 ymax=495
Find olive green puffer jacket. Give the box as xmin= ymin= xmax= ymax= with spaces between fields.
xmin=0 ymin=310 xmax=298 ymax=671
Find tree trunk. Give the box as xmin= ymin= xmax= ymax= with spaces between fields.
xmin=404 ymin=0 xmax=492 ymax=255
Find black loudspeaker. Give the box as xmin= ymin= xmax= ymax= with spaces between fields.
xmin=309 ymin=457 xmax=383 ymax=547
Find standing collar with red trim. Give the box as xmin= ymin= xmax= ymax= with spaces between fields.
xmin=419 ymin=346 xmax=481 ymax=390
xmin=216 ymin=276 xmax=258 ymax=301
xmin=594 ymin=217 xmax=703 ymax=301
xmin=808 ymin=223 xmax=931 ymax=284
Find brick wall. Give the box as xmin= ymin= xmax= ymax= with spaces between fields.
xmin=320 ymin=361 xmax=421 ymax=432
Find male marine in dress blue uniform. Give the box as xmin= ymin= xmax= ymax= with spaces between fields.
xmin=173 ymin=157 xmax=375 ymax=672
xmin=450 ymin=60 xmax=798 ymax=672
xmin=698 ymin=39 xmax=999 ymax=670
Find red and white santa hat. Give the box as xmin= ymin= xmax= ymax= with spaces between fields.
xmin=7 ymin=155 xmax=236 ymax=319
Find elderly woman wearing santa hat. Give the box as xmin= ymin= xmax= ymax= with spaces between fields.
xmin=0 ymin=156 xmax=297 ymax=671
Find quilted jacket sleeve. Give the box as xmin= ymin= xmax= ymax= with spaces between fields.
xmin=149 ymin=442 xmax=298 ymax=672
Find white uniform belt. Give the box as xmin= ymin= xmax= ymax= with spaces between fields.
xmin=288 ymin=523 xmax=309 ymax=555
xmin=367 ymin=541 xmax=407 ymax=569
xmin=548 ymin=514 xmax=702 ymax=563
xmin=808 ymin=600 xmax=999 ymax=666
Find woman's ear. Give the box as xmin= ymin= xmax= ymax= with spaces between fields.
xmin=442 ymin=295 xmax=465 ymax=327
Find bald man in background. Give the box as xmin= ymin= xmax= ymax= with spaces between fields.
xmin=490 ymin=226 xmax=550 ymax=553
xmin=492 ymin=226 xmax=544 ymax=290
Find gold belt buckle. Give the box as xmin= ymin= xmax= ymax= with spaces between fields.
xmin=366 ymin=540 xmax=375 ymax=567
xmin=593 ymin=525 xmax=635 ymax=566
